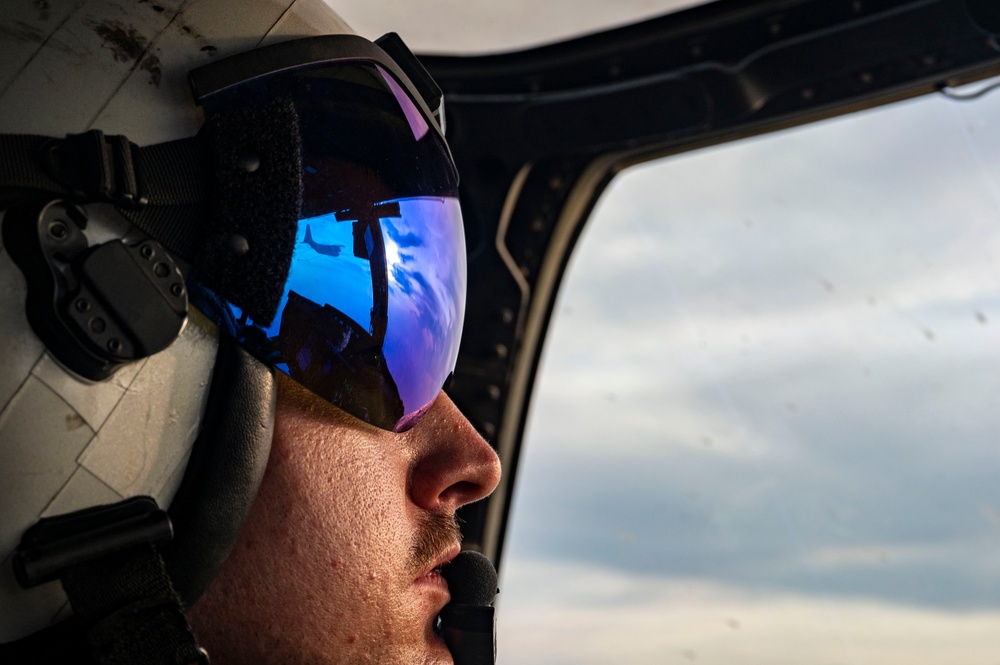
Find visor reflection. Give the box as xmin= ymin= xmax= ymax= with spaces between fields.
xmin=193 ymin=50 xmax=465 ymax=431
xmin=213 ymin=196 xmax=465 ymax=431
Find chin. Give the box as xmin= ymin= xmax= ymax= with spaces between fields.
xmin=424 ymin=626 xmax=455 ymax=665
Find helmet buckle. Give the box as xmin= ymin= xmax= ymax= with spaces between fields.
xmin=41 ymin=130 xmax=149 ymax=208
xmin=12 ymin=496 xmax=172 ymax=589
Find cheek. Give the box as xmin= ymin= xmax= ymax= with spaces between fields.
xmin=269 ymin=416 xmax=412 ymax=589
xmin=189 ymin=406 xmax=426 ymax=662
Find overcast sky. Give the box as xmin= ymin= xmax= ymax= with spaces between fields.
xmin=332 ymin=3 xmax=1000 ymax=663
xmin=499 ymin=81 xmax=1000 ymax=664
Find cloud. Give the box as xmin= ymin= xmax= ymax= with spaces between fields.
xmin=505 ymin=433 xmax=1000 ymax=609
xmin=497 ymin=560 xmax=1000 ymax=665
xmin=383 ymin=222 xmax=424 ymax=249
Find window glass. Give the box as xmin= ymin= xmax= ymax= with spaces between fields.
xmin=498 ymin=85 xmax=1000 ymax=664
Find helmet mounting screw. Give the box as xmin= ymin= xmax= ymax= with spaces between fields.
xmin=48 ymin=221 xmax=68 ymax=240
xmin=227 ymin=233 xmax=250 ymax=256
xmin=237 ymin=149 xmax=260 ymax=173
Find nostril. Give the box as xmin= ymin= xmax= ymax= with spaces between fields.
xmin=449 ymin=480 xmax=484 ymax=501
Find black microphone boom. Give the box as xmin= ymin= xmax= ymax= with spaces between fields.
xmin=438 ymin=551 xmax=498 ymax=665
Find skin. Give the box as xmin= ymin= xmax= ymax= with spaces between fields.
xmin=187 ymin=374 xmax=502 ymax=664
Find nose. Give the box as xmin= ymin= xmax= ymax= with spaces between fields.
xmin=407 ymin=392 xmax=502 ymax=514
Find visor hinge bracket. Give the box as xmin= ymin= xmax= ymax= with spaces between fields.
xmin=41 ymin=129 xmax=150 ymax=208
xmin=375 ymin=32 xmax=445 ymax=127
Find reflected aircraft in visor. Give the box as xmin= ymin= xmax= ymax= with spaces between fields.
xmin=197 ymin=196 xmax=465 ymax=432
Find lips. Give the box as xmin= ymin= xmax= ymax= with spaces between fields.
xmin=417 ymin=542 xmax=462 ymax=583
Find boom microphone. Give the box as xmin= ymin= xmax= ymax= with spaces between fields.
xmin=438 ymin=551 xmax=497 ymax=665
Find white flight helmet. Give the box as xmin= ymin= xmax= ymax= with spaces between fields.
xmin=0 ymin=0 xmax=461 ymax=653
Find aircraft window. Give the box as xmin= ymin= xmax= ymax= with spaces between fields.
xmin=498 ymin=84 xmax=1000 ymax=663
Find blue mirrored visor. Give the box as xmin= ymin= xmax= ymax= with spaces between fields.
xmin=190 ymin=40 xmax=466 ymax=431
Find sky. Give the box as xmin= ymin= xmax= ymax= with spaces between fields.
xmin=498 ymin=78 xmax=1000 ymax=664
xmin=331 ymin=3 xmax=1000 ymax=663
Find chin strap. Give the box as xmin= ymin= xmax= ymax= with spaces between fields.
xmin=61 ymin=545 xmax=208 ymax=665
xmin=9 ymin=498 xmax=208 ymax=665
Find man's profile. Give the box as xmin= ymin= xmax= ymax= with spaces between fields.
xmin=190 ymin=375 xmax=499 ymax=663
xmin=0 ymin=0 xmax=500 ymax=662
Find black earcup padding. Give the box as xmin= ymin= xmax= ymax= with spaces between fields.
xmin=163 ymin=334 xmax=276 ymax=604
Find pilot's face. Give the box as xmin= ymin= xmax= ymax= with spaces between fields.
xmin=187 ymin=374 xmax=501 ymax=664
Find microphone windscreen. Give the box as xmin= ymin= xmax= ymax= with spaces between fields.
xmin=441 ymin=551 xmax=498 ymax=606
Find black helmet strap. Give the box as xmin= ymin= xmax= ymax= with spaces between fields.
xmin=0 ymin=98 xmax=302 ymax=326
xmin=7 ymin=498 xmax=207 ymax=665
xmin=0 ymin=130 xmax=207 ymax=233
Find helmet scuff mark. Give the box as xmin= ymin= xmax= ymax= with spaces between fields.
xmin=92 ymin=20 xmax=149 ymax=63
xmin=91 ymin=19 xmax=163 ymax=87
xmin=0 ymin=21 xmax=45 ymax=44
xmin=141 ymin=53 xmax=162 ymax=86
xmin=65 ymin=412 xmax=86 ymax=431
xmin=33 ymin=0 xmax=51 ymax=22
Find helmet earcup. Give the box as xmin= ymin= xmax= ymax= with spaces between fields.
xmin=164 ymin=335 xmax=276 ymax=604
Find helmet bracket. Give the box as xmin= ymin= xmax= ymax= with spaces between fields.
xmin=374 ymin=32 xmax=446 ymax=130
xmin=2 ymin=199 xmax=189 ymax=381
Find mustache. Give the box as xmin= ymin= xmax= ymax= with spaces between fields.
xmin=410 ymin=512 xmax=462 ymax=572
